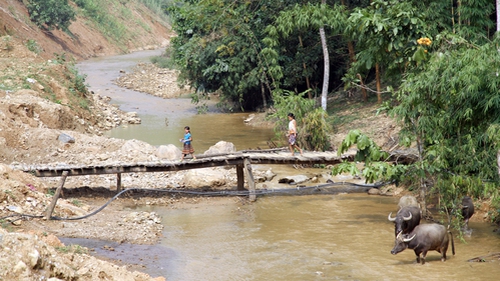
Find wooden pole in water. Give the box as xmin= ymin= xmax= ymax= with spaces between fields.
xmin=243 ymin=158 xmax=256 ymax=201
xmin=236 ymin=164 xmax=244 ymax=190
xmin=117 ymin=173 xmax=122 ymax=192
xmin=45 ymin=170 xmax=68 ymax=220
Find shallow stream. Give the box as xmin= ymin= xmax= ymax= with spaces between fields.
xmin=71 ymin=50 xmax=500 ymax=280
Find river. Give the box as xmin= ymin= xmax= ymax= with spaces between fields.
xmin=73 ymin=50 xmax=500 ymax=280
xmin=76 ymin=49 xmax=275 ymax=151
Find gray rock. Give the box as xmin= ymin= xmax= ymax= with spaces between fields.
xmin=57 ymin=133 xmax=75 ymax=143
xmin=278 ymin=175 xmax=310 ymax=184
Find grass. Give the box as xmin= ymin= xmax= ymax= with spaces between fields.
xmin=56 ymin=244 xmax=88 ymax=255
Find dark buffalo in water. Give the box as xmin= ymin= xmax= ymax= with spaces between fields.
xmin=461 ymin=196 xmax=475 ymax=229
xmin=391 ymin=223 xmax=455 ymax=264
xmin=388 ymin=206 xmax=421 ymax=236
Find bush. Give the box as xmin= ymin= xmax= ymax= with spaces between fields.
xmin=26 ymin=0 xmax=76 ymax=31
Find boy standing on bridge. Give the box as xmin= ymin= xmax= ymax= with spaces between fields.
xmin=287 ymin=113 xmax=303 ymax=156
xmin=180 ymin=126 xmax=196 ymax=161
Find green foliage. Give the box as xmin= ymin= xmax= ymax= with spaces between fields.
xmin=261 ymin=3 xmax=349 ymax=96
xmin=26 ymin=0 xmax=76 ymax=31
xmin=56 ymin=244 xmax=88 ymax=255
xmin=344 ymin=0 xmax=426 ymax=89
xmin=333 ymin=130 xmax=401 ymax=184
xmin=2 ymin=35 xmax=13 ymax=51
xmin=73 ymin=0 xmax=132 ymax=47
xmin=268 ymin=90 xmax=331 ymax=151
xmin=25 ymin=39 xmax=42 ymax=54
xmin=386 ymin=34 xmax=500 ymax=219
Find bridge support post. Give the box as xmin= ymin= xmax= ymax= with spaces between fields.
xmin=45 ymin=170 xmax=68 ymax=220
xmin=117 ymin=173 xmax=122 ymax=192
xmin=236 ymin=164 xmax=245 ymax=191
xmin=243 ymin=158 xmax=256 ymax=201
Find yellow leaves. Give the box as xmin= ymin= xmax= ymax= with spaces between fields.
xmin=417 ymin=37 xmax=432 ymax=46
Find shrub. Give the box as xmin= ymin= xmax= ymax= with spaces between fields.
xmin=26 ymin=0 xmax=76 ymax=31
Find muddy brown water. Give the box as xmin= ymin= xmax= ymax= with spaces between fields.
xmin=72 ymin=50 xmax=500 ymax=280
xmin=62 ymin=194 xmax=500 ymax=280
xmin=77 ymin=50 xmax=275 ymax=151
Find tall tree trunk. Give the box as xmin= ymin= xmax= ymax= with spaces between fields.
xmin=375 ymin=63 xmax=382 ymax=103
xmin=260 ymin=80 xmax=267 ymax=108
xmin=497 ymin=149 xmax=500 ymax=179
xmin=497 ymin=0 xmax=500 ymax=32
xmin=319 ymin=26 xmax=329 ymax=111
xmin=298 ymin=35 xmax=312 ymax=99
xmin=319 ymin=0 xmax=329 ymax=111
xmin=357 ymin=73 xmax=368 ymax=102
xmin=340 ymin=0 xmax=356 ymax=64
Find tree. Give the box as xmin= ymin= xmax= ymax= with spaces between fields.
xmin=26 ymin=0 xmax=76 ymax=31
xmin=262 ymin=3 xmax=347 ymax=111
xmin=389 ymin=34 xmax=500 ymax=216
xmin=167 ymin=0 xmax=297 ymax=111
xmin=344 ymin=0 xmax=425 ymax=103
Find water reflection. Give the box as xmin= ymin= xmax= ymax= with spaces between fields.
xmin=107 ymin=112 xmax=276 ymax=151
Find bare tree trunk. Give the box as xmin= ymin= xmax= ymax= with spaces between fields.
xmin=497 ymin=0 xmax=500 ymax=32
xmin=375 ymin=63 xmax=382 ymax=103
xmin=357 ymin=73 xmax=368 ymax=102
xmin=319 ymin=26 xmax=329 ymax=111
xmin=497 ymin=149 xmax=500 ymax=178
xmin=260 ymin=81 xmax=267 ymax=108
xmin=319 ymin=0 xmax=329 ymax=111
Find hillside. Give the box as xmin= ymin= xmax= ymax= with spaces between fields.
xmin=0 ymin=0 xmax=172 ymax=60
xmin=0 ymin=1 xmax=173 ymax=280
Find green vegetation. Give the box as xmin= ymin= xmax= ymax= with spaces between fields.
xmin=162 ymin=0 xmax=500 ymax=227
xmin=71 ymin=199 xmax=82 ymax=207
xmin=25 ymin=0 xmax=76 ymax=31
xmin=72 ymin=0 xmax=171 ymax=49
xmin=25 ymin=39 xmax=42 ymax=55
xmin=268 ymin=90 xmax=331 ymax=151
xmin=56 ymin=244 xmax=88 ymax=255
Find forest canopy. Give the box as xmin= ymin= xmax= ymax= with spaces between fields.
xmin=164 ymin=0 xmax=500 ymax=224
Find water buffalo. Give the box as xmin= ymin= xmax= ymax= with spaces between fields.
xmin=391 ymin=223 xmax=455 ymax=264
xmin=388 ymin=205 xmax=421 ymax=236
xmin=461 ymin=196 xmax=475 ymax=230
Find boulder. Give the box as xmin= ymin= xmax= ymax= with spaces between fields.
xmin=182 ymin=168 xmax=228 ymax=188
xmin=203 ymin=141 xmax=236 ymax=155
xmin=278 ymin=175 xmax=310 ymax=184
xmin=398 ymin=195 xmax=419 ymax=209
xmin=155 ymin=144 xmax=181 ymax=160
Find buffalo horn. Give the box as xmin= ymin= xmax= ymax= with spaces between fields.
xmin=403 ymin=234 xmax=416 ymax=242
xmin=388 ymin=212 xmax=396 ymax=221
xmin=403 ymin=212 xmax=412 ymax=221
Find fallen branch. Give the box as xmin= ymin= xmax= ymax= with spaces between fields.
xmin=467 ymin=252 xmax=500 ymax=262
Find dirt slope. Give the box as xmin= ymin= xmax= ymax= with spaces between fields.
xmin=0 ymin=1 xmax=172 ymax=280
xmin=0 ymin=0 xmax=172 ymax=60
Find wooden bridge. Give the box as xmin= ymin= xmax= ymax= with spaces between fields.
xmin=14 ymin=148 xmax=417 ymax=193
xmin=13 ymin=148 xmax=417 ymax=219
xmin=16 ymin=149 xmax=352 ymax=192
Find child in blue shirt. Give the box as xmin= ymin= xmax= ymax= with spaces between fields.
xmin=180 ymin=126 xmax=196 ymax=161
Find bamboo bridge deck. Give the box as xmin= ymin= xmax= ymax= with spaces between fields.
xmin=13 ymin=148 xmax=418 ymax=201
